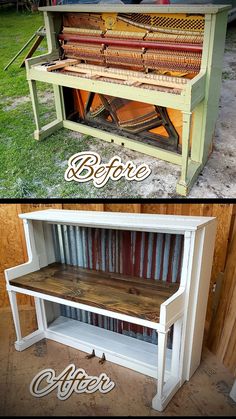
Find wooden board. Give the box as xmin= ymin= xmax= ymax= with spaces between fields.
xmin=104 ymin=203 xmax=141 ymax=213
xmin=208 ymin=230 xmax=236 ymax=376
xmin=9 ymin=263 xmax=179 ymax=323
xmin=19 ymin=35 xmax=44 ymax=68
xmin=62 ymin=203 xmax=104 ymax=211
xmin=46 ymin=59 xmax=78 ymax=71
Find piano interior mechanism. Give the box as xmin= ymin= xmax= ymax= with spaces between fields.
xmin=26 ymin=4 xmax=230 ymax=195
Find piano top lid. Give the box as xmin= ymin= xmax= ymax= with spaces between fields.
xmin=38 ymin=4 xmax=231 ymax=14
xmin=18 ymin=209 xmax=216 ymax=233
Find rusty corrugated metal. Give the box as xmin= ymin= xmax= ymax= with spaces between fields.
xmin=51 ymin=224 xmax=183 ymax=344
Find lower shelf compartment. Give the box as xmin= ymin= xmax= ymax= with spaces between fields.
xmin=46 ymin=316 xmax=172 ymax=379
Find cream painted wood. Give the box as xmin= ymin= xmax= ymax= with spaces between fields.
xmin=5 ymin=209 xmax=217 ymax=411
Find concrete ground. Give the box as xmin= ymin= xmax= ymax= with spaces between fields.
xmin=1 ymin=307 xmax=236 ymax=416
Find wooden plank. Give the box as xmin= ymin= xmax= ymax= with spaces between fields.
xmin=62 ymin=203 xmax=104 ymax=211
xmin=46 ymin=59 xmax=79 ymax=71
xmin=206 ymin=204 xmax=234 ymax=328
xmin=104 ymin=204 xmax=141 ymax=213
xmin=19 ymin=203 xmax=62 ymax=214
xmin=19 ymin=36 xmax=44 ymax=68
xmin=208 ymin=230 xmax=236 ymax=375
xmin=9 ymin=263 xmax=178 ymax=322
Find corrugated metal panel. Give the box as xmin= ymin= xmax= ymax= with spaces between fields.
xmin=51 ymin=224 xmax=183 ymax=345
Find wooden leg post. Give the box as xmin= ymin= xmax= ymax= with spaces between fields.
xmin=8 ymin=291 xmax=45 ymax=351
xmin=171 ymin=318 xmax=183 ymax=379
xmin=53 ymin=85 xmax=66 ymax=121
xmin=152 ymin=319 xmax=184 ymax=412
xmin=28 ymin=80 xmax=64 ymax=141
xmin=176 ymin=111 xmax=192 ymax=196
xmin=34 ymin=297 xmax=46 ymax=332
xmin=28 ymin=79 xmax=41 ymax=140
xmin=8 ymin=291 xmax=22 ymax=346
xmin=152 ymin=330 xmax=168 ymax=412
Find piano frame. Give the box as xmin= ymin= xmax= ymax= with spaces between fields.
xmin=25 ymin=4 xmax=230 ymax=195
xmin=5 ymin=209 xmax=217 ymax=411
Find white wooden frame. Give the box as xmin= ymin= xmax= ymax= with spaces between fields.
xmin=5 ymin=210 xmax=217 ymax=411
xmin=230 ymin=380 xmax=236 ymax=402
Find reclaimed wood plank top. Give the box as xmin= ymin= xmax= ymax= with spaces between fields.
xmin=9 ymin=263 xmax=179 ymax=322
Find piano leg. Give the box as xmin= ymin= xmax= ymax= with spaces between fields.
xmin=28 ymin=80 xmax=41 ymax=137
xmin=34 ymin=297 xmax=47 ymax=332
xmin=176 ymin=111 xmax=202 ymax=196
xmin=53 ymin=85 xmax=66 ymax=122
xmin=152 ymin=330 xmax=168 ymax=412
xmin=8 ymin=290 xmax=22 ymax=344
xmin=7 ymin=290 xmax=45 ymax=351
xmin=180 ymin=111 xmax=192 ymax=187
xmin=28 ymin=79 xmax=63 ymax=141
xmin=170 ymin=317 xmax=183 ymax=380
xmin=152 ymin=318 xmax=183 ymax=412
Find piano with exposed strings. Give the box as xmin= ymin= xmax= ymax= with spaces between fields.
xmin=25 ymin=4 xmax=230 ymax=195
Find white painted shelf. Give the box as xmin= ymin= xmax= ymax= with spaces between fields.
xmin=46 ymin=316 xmax=172 ymax=379
xmin=19 ymin=209 xmax=214 ymax=233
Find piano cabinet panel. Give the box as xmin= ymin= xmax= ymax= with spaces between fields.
xmin=5 ymin=209 xmax=217 ymax=411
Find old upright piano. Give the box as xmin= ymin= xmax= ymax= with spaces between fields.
xmin=25 ymin=4 xmax=230 ymax=195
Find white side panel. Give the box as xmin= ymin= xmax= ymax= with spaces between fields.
xmin=183 ymin=221 xmax=217 ymax=380
xmin=4 ymin=219 xmax=40 ymax=282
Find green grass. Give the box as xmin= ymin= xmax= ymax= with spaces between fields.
xmin=0 ymin=9 xmax=136 ymax=198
